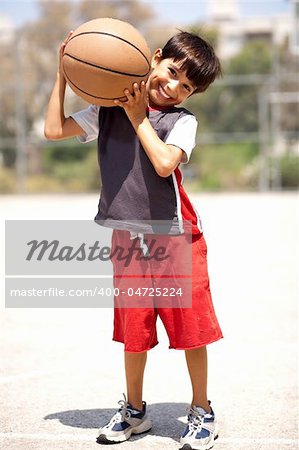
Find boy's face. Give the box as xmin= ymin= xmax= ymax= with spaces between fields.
xmin=147 ymin=49 xmax=196 ymax=108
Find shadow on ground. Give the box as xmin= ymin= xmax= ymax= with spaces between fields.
xmin=44 ymin=402 xmax=189 ymax=441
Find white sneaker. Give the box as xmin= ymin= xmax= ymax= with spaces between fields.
xmin=96 ymin=394 xmax=152 ymax=444
xmin=179 ymin=402 xmax=219 ymax=450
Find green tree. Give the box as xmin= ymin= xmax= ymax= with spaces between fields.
xmin=77 ymin=0 xmax=154 ymax=30
xmin=227 ymin=39 xmax=272 ymax=75
xmin=22 ymin=1 xmax=74 ymax=127
xmin=186 ymin=39 xmax=272 ymax=134
xmin=187 ymin=25 xmax=219 ymax=49
xmin=275 ymin=40 xmax=299 ymax=134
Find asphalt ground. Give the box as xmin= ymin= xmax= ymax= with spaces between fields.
xmin=0 ymin=192 xmax=298 ymax=450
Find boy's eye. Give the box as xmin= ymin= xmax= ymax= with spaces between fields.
xmin=184 ymin=85 xmax=191 ymax=92
xmin=169 ymin=67 xmax=176 ymax=75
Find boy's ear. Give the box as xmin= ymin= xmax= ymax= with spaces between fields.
xmin=151 ymin=48 xmax=163 ymax=68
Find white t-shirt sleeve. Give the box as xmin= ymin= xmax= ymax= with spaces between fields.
xmin=165 ymin=114 xmax=198 ymax=164
xmin=70 ymin=104 xmax=100 ymax=143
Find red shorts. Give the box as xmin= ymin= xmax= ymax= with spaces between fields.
xmin=110 ymin=229 xmax=223 ymax=352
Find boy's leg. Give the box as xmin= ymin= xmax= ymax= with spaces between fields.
xmin=185 ymin=346 xmax=211 ymax=412
xmin=96 ymin=350 xmax=151 ymax=444
xmin=180 ymin=345 xmax=218 ymax=450
xmin=125 ymin=351 xmax=147 ymax=411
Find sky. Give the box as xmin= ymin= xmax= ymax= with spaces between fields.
xmin=0 ymin=0 xmax=292 ymax=28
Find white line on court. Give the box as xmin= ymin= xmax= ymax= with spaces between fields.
xmin=0 ymin=369 xmax=63 ymax=384
xmin=219 ymin=437 xmax=297 ymax=445
xmin=0 ymin=432 xmax=93 ymax=442
xmin=0 ymin=432 xmax=297 ymax=446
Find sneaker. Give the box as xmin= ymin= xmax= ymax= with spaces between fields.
xmin=179 ymin=402 xmax=219 ymax=450
xmin=96 ymin=394 xmax=152 ymax=444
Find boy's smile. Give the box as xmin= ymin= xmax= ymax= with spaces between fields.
xmin=147 ymin=49 xmax=195 ymax=108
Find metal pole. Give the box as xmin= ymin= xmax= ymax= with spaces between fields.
xmin=15 ymin=33 xmax=27 ymax=193
xmin=271 ymin=91 xmax=283 ymax=190
xmin=257 ymin=86 xmax=270 ymax=191
xmin=269 ymin=28 xmax=282 ymax=191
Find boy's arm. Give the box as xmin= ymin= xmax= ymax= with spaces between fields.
xmin=134 ymin=122 xmax=183 ymax=178
xmin=44 ymin=33 xmax=85 ymax=141
xmin=114 ymin=83 xmax=184 ymax=178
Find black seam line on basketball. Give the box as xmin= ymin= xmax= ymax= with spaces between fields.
xmin=64 ymin=53 xmax=150 ymax=78
xmin=63 ymin=70 xmax=127 ymax=100
xmin=69 ymin=31 xmax=150 ymax=68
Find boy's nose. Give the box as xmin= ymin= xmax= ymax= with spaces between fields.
xmin=166 ymin=79 xmax=179 ymax=96
xmin=167 ymin=79 xmax=179 ymax=90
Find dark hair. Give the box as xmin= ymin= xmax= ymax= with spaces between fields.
xmin=161 ymin=31 xmax=222 ymax=93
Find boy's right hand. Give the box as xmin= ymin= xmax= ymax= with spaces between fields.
xmin=58 ymin=31 xmax=73 ymax=76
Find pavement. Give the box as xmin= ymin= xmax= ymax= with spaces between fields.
xmin=0 ymin=192 xmax=298 ymax=450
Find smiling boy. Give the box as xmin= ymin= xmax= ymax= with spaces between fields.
xmin=45 ymin=30 xmax=223 ymax=450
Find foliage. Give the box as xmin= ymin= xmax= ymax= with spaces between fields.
xmin=77 ymin=0 xmax=154 ymax=30
xmin=51 ymin=149 xmax=100 ymax=191
xmin=21 ymin=1 xmax=74 ymax=132
xmin=1 ymin=148 xmax=297 ymax=194
xmin=23 ymin=149 xmax=99 ymax=193
xmin=1 ymin=147 xmax=16 ymax=168
xmin=0 ymin=37 xmax=16 ymax=139
xmin=226 ymin=40 xmax=272 ymax=75
xmin=187 ymin=25 xmax=219 ymax=49
xmin=39 ymin=145 xmax=99 ymax=192
xmin=185 ymin=142 xmax=259 ymax=191
xmin=279 ymin=155 xmax=299 ymax=188
xmin=42 ymin=141 xmax=94 ymax=168
xmin=185 ymin=39 xmax=272 ymax=134
xmin=0 ymin=168 xmax=17 ymax=193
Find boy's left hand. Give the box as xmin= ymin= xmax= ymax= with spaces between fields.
xmin=114 ymin=81 xmax=148 ymax=125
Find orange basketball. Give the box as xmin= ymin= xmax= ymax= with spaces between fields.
xmin=62 ymin=18 xmax=151 ymax=106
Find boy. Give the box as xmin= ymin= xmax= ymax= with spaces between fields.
xmin=45 ymin=30 xmax=223 ymax=450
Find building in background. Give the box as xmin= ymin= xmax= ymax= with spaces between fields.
xmin=290 ymin=0 xmax=299 ymax=55
xmin=208 ymin=0 xmax=297 ymax=59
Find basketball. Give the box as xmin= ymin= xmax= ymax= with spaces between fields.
xmin=62 ymin=18 xmax=152 ymax=106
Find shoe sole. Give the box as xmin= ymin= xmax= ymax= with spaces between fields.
xmin=179 ymin=434 xmax=218 ymax=450
xmin=96 ymin=419 xmax=152 ymax=445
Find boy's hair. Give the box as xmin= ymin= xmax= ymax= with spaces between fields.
xmin=161 ymin=31 xmax=222 ymax=93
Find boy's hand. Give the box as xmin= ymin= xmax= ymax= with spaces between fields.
xmin=58 ymin=31 xmax=73 ymax=76
xmin=114 ymin=81 xmax=148 ymax=126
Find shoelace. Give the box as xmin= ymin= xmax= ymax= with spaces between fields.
xmin=108 ymin=394 xmax=132 ymax=424
xmin=187 ymin=406 xmax=204 ymax=432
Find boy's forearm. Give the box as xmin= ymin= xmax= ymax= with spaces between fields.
xmin=44 ymin=72 xmax=67 ymax=139
xmin=132 ymin=117 xmax=180 ymax=177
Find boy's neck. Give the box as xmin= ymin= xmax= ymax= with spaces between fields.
xmin=147 ymin=103 xmax=176 ymax=112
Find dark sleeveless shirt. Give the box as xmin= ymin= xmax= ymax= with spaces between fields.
xmin=94 ymin=106 xmax=194 ymax=235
